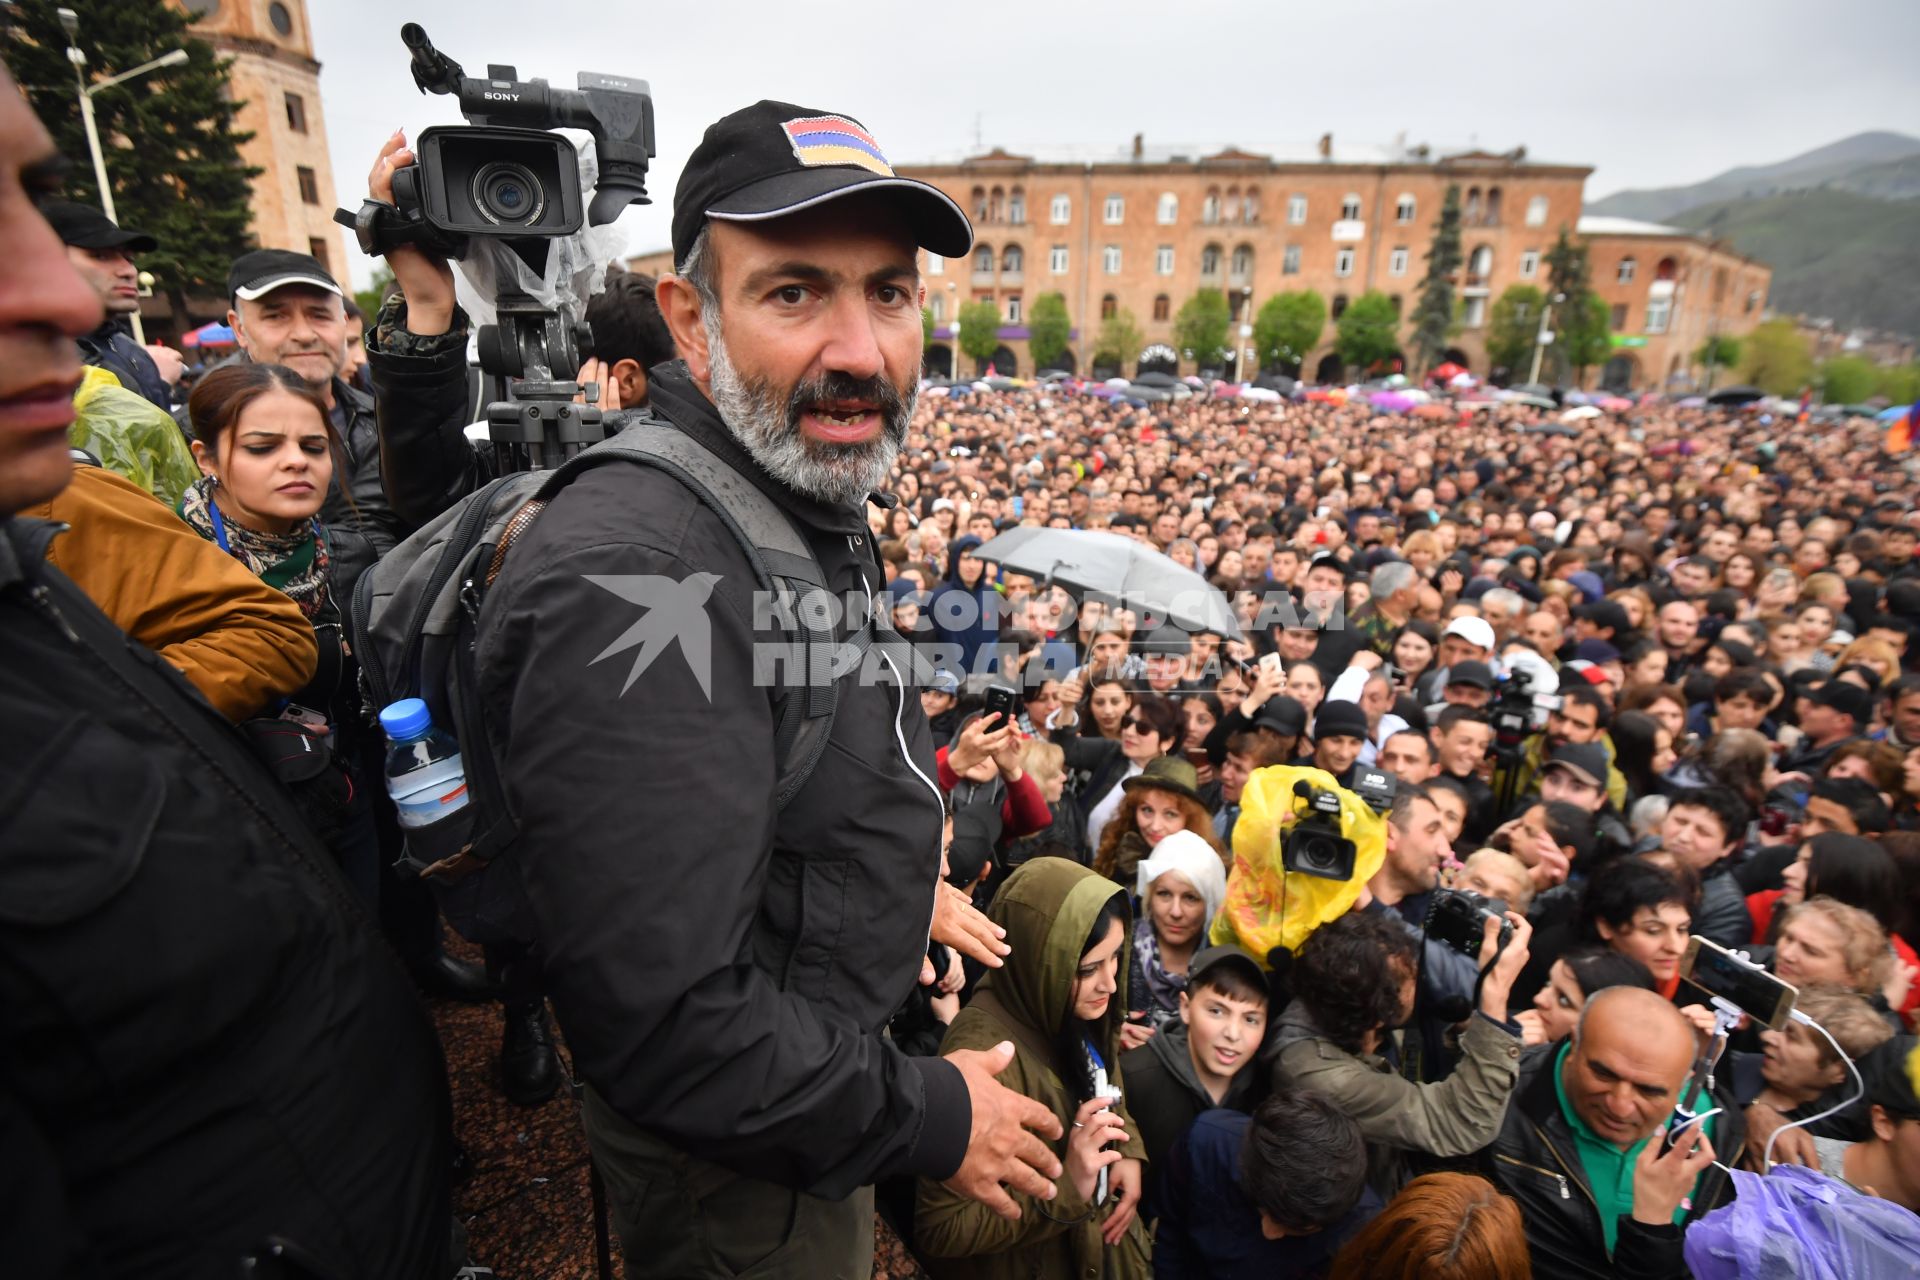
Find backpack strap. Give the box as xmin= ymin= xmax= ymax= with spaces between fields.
xmin=534 ymin=418 xmax=842 ymax=809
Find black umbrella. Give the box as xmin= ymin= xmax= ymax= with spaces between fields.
xmin=1133 ymin=371 xmax=1179 ymax=388
xmin=1253 ymin=374 xmax=1297 ymax=394
xmin=1706 ymin=385 xmax=1765 ymax=406
xmin=1128 ymin=384 xmax=1174 ymax=402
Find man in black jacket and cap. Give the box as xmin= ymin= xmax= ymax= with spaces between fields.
xmin=42 ymin=198 xmax=176 ymax=410
xmin=0 ymin=75 xmax=449 ymax=1278
xmin=468 ymin=101 xmax=1066 ymax=1275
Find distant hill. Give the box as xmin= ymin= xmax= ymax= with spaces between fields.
xmin=1670 ymin=191 xmax=1920 ymax=337
xmin=1588 ymin=131 xmax=1920 ymax=223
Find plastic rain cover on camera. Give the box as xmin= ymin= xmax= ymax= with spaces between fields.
xmin=1683 ymin=1164 xmax=1920 ymax=1280
xmin=450 ymin=139 xmax=628 ymax=330
xmin=1209 ymin=765 xmax=1387 ymax=963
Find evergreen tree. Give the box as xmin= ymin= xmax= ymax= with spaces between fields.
xmin=5 ymin=0 xmax=261 ymax=328
xmin=1253 ymin=290 xmax=1325 ymax=375
xmin=1409 ymin=184 xmax=1462 ymax=374
xmin=1543 ymin=228 xmax=1599 ymax=385
xmin=1027 ymin=292 xmax=1071 ymax=371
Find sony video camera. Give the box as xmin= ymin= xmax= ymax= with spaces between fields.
xmin=338 ymin=24 xmax=655 ymax=274
xmin=1281 ymin=767 xmax=1396 ymax=882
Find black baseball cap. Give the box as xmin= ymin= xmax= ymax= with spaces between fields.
xmin=1253 ymin=695 xmax=1308 ymax=738
xmin=1542 ymin=741 xmax=1609 ymax=790
xmin=1448 ymin=660 xmax=1495 ymax=691
xmin=1576 ymin=600 xmax=1632 ymax=635
xmin=671 ymin=101 xmax=972 ymax=267
xmin=226 ymin=249 xmax=342 ymax=303
xmin=42 ymin=199 xmax=156 ymax=252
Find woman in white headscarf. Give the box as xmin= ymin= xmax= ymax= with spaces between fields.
xmin=1121 ymin=830 xmax=1229 ymax=1048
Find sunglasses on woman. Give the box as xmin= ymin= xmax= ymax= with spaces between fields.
xmin=1122 ymin=716 xmax=1154 ymax=734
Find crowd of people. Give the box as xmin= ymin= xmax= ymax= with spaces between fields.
xmin=7 ymin=61 xmax=1920 ymax=1280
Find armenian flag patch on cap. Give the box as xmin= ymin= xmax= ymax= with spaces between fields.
xmin=781 ymin=114 xmax=894 ymax=177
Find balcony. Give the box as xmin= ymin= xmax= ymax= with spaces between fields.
xmin=972 ymin=271 xmax=996 ymax=287
xmin=999 ymin=271 xmax=1024 ymax=287
xmin=1463 ymin=273 xmax=1492 ymax=291
xmin=1332 ymin=219 xmax=1366 ymax=242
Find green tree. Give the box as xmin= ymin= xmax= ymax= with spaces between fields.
xmin=1561 ymin=295 xmax=1613 ymax=382
xmin=1027 ymin=292 xmax=1071 ymax=372
xmin=1172 ymin=288 xmax=1232 ymax=369
xmin=5 ymin=0 xmax=261 ymax=330
xmin=957 ymin=299 xmax=1003 ymax=372
xmin=1253 ymin=290 xmax=1324 ymax=374
xmin=1740 ymin=319 xmax=1814 ymax=396
xmin=1092 ymin=307 xmax=1144 ymax=372
xmin=921 ymin=305 xmax=935 ymax=346
xmin=1335 ymin=291 xmax=1401 ymax=373
xmin=1695 ymin=334 xmax=1742 ymax=376
xmin=1409 ymin=184 xmax=1463 ymax=374
xmin=1486 ymin=285 xmax=1546 ymax=376
xmin=1877 ymin=364 xmax=1920 ymax=405
xmin=355 ymin=265 xmax=395 ymax=324
xmin=1542 ymin=229 xmax=1599 ymax=384
xmin=1821 ymin=355 xmax=1879 ymax=405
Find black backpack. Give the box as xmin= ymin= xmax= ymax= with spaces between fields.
xmin=351 ymin=416 xmax=846 ymax=943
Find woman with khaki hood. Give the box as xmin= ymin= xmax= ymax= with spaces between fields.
xmin=917 ymin=857 xmax=1152 ymax=1277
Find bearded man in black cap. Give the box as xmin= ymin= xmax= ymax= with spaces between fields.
xmin=464 ymin=102 xmax=1066 ymax=1276
xmin=41 ymin=199 xmax=176 ymax=410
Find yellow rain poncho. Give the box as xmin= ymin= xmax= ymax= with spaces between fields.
xmin=1209 ymin=764 xmax=1388 ymax=964
xmin=69 ymin=366 xmax=198 ymax=510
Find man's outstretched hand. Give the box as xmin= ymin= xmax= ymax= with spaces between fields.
xmin=931 ymin=881 xmax=1010 ymax=968
xmin=368 ymin=129 xmax=457 ymax=336
xmin=943 ymin=1041 xmax=1065 ymax=1220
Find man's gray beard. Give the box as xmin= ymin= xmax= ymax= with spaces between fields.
xmin=703 ymin=310 xmax=912 ymax=507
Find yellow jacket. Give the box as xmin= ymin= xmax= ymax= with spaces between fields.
xmin=26 ymin=466 xmax=318 ymax=720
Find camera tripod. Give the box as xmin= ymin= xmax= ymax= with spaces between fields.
xmin=474 ymin=291 xmax=611 ymax=474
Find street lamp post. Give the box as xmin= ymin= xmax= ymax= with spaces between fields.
xmin=1240 ymin=284 xmax=1254 ymax=384
xmin=1526 ymin=291 xmax=1566 ymax=387
xmin=58 ymin=8 xmax=188 ymax=343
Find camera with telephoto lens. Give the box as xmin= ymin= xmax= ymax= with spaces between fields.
xmin=1281 ymin=769 xmax=1395 ymax=882
xmin=1426 ymin=888 xmax=1513 ymax=958
xmin=338 ymin=24 xmax=655 ymax=274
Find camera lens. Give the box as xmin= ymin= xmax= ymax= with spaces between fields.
xmin=470 ymin=161 xmax=547 ymax=226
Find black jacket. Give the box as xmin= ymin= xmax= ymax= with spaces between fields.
xmin=320 ymin=375 xmax=405 ymax=615
xmin=472 ymin=363 xmax=967 ymax=1199
xmin=364 ymin=297 xmax=493 ymax=527
xmin=0 ymin=516 xmax=448 ymax=1277
xmin=1051 ymin=717 xmax=1133 ymax=822
xmin=78 ymin=318 xmax=170 ymax=411
xmin=1479 ymin=1043 xmax=1745 ymax=1280
xmin=1120 ymin=1021 xmax=1261 ymax=1215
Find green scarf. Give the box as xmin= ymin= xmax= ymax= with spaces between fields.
xmin=178 ymin=476 xmax=333 ymax=621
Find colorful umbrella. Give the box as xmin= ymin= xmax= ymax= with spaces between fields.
xmin=1430 ymin=361 xmax=1466 ymax=381
xmin=1369 ymin=391 xmax=1418 ymax=412
xmin=181 ymin=321 xmax=236 ymax=348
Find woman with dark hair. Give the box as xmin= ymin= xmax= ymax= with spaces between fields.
xmin=916 ymin=859 xmax=1151 ymax=1276
xmin=1048 ymin=679 xmax=1183 ymax=860
xmin=1610 ymin=709 xmax=1676 ymax=809
xmin=1389 ymin=619 xmax=1440 ymax=693
xmin=1576 ymin=856 xmax=1699 ymax=1000
xmin=1515 ymin=946 xmax=1656 ymax=1047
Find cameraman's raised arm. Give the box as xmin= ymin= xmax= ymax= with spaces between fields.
xmin=362 ymin=131 xmax=497 ymax=525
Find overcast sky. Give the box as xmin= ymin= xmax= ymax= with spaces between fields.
xmin=310 ymin=0 xmax=1920 ymax=288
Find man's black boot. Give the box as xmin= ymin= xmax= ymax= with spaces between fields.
xmin=411 ymin=949 xmax=497 ymax=1003
xmin=498 ymin=999 xmax=560 ymax=1106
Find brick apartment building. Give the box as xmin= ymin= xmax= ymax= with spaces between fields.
xmin=625 ymin=134 xmax=1775 ymax=391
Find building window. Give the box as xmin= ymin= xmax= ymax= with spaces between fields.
xmin=974 ymin=247 xmax=994 ymax=274
xmin=930 ymin=296 xmax=944 ymax=322
xmin=1331 ymin=293 xmax=1349 ymax=320
xmin=1101 ymin=293 xmax=1117 ymax=320
xmin=1001 ymin=244 xmax=1023 ymax=274
xmin=1610 ymin=303 xmax=1628 ymax=329
xmin=1201 ymin=244 xmax=1222 ymax=276
xmin=1008 ymin=189 xmax=1026 ymax=224
xmin=1395 ymin=194 xmax=1415 ymax=223
xmin=1202 ymin=189 xmax=1221 ymax=224
xmin=1340 ymin=193 xmax=1362 ymax=222
xmin=269 ymin=2 xmax=294 ymax=37
xmin=1103 ymin=245 xmax=1122 ymax=274
xmin=1282 ymin=244 xmax=1301 ymax=275
xmin=988 ymin=187 xmax=1005 ymax=223
xmin=1006 ymin=296 xmax=1022 ymax=324
xmin=1655 ymin=256 xmax=1678 ymax=282
xmin=1230 ymin=245 xmax=1253 ymax=277
xmin=1645 ymin=297 xmax=1671 ymax=333
xmin=1616 ymin=257 xmax=1637 ymax=285
xmin=296 ymin=165 xmax=320 ymax=205
xmin=1464 ymin=187 xmax=1482 ymax=224
xmin=1157 ymin=193 xmax=1178 ymax=224
xmin=1103 ymin=195 xmax=1125 ymax=224
xmin=1153 ymin=294 xmax=1170 ymax=321
xmin=1243 ymin=186 xmax=1260 ymax=223
xmin=285 ymin=92 xmax=307 ymax=134
xmin=1287 ymin=194 xmax=1307 ymax=225
xmin=1049 ymin=245 xmax=1069 ymax=274
xmin=1390 ymin=294 xmax=1403 ymax=316
xmin=1519 ymin=250 xmax=1539 ymax=279
xmin=1155 ymin=245 xmax=1174 ymax=275
xmin=1050 ymin=195 xmax=1071 ymax=224
xmin=971 ymin=186 xmax=987 ymax=222
xmin=927 ymin=254 xmax=944 ymax=276
xmin=1334 ymin=248 xmax=1354 ymax=277
xmin=1467 ymin=245 xmax=1492 ymax=282
xmin=1746 ymin=289 xmax=1760 ymax=314
xmin=1463 ymin=296 xmax=1487 ymax=328
xmin=1485 ymin=187 xmax=1503 ymax=225
xmin=1525 ymin=196 xmax=1548 ymax=227
xmin=307 ymin=236 xmax=330 ymax=273
xmin=1389 ymin=247 xmax=1409 ymax=276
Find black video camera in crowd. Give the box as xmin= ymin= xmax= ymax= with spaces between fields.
xmin=1488 ymin=665 xmax=1538 ymax=758
xmin=1281 ymin=767 xmax=1396 ymax=883
xmin=1425 ymin=888 xmax=1513 ymax=957
xmin=339 ymin=24 xmax=655 ymax=274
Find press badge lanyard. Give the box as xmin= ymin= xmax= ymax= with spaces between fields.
xmin=207 ymin=495 xmax=232 ymax=553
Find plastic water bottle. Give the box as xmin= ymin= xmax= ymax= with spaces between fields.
xmin=379 ymin=698 xmax=471 ymax=829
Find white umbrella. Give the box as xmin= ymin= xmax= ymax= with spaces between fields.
xmin=1562 ymin=405 xmax=1603 ymax=422
xmin=974 ymin=528 xmax=1241 ymax=638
